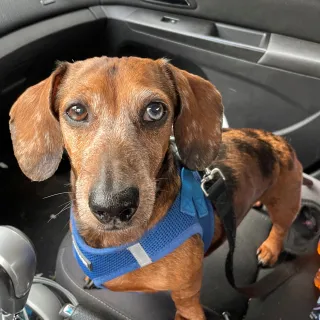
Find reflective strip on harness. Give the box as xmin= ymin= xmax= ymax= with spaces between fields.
xmin=127 ymin=243 xmax=152 ymax=267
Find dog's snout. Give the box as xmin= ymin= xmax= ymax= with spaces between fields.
xmin=89 ymin=185 xmax=140 ymax=224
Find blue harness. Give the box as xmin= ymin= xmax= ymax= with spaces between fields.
xmin=71 ymin=167 xmax=215 ymax=288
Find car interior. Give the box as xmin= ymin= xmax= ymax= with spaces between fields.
xmin=0 ymin=1 xmax=320 ymax=319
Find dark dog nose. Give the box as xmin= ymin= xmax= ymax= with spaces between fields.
xmin=89 ymin=186 xmax=139 ymax=223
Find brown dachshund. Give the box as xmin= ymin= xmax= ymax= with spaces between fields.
xmin=9 ymin=57 xmax=303 ymax=320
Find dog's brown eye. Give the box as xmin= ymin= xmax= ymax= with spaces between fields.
xmin=66 ymin=104 xmax=88 ymax=122
xmin=143 ymin=103 xmax=166 ymax=122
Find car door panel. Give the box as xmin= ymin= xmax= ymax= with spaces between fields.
xmin=101 ymin=5 xmax=320 ymax=169
xmin=0 ymin=0 xmax=99 ymax=37
xmin=102 ymin=0 xmax=320 ymax=43
xmin=123 ymin=9 xmax=268 ymax=62
xmin=259 ymin=34 xmax=320 ymax=79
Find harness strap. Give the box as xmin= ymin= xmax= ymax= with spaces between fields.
xmin=202 ymin=168 xmax=307 ymax=298
xmin=71 ymin=168 xmax=215 ymax=287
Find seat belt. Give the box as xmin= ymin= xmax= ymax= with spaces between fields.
xmin=201 ymin=167 xmax=308 ymax=298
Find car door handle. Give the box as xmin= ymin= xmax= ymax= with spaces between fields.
xmin=124 ymin=9 xmax=269 ymax=62
xmin=142 ymin=0 xmax=196 ymax=9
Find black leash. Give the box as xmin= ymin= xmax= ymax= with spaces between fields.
xmin=201 ymin=168 xmax=306 ymax=298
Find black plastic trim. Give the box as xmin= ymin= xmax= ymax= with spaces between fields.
xmin=259 ymin=34 xmax=320 ymax=79
xmin=103 ymin=7 xmax=268 ymax=62
xmin=100 ymin=0 xmax=320 ymax=44
xmin=142 ymin=0 xmax=196 ymax=9
xmin=0 ymin=0 xmax=100 ymax=38
xmin=0 ymin=8 xmax=105 ymax=89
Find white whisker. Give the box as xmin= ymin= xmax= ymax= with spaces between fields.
xmin=47 ymin=203 xmax=71 ymax=223
xmin=43 ymin=192 xmax=71 ymax=199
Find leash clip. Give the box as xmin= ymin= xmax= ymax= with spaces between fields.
xmin=201 ymin=167 xmax=225 ymax=197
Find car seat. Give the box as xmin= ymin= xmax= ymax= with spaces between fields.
xmin=56 ymin=185 xmax=320 ymax=320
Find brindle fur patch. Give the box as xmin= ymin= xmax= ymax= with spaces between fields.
xmin=232 ymin=138 xmax=276 ymax=178
xmin=243 ymin=129 xmax=259 ymax=139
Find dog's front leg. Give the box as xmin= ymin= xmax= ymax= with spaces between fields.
xmin=171 ymin=267 xmax=205 ymax=320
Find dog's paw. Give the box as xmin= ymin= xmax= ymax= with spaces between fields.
xmin=256 ymin=242 xmax=281 ymax=267
xmin=83 ymin=276 xmax=98 ymax=290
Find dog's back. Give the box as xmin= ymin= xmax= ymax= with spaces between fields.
xmin=210 ymin=128 xmax=303 ymax=265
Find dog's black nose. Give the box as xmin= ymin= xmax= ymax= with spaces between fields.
xmin=89 ymin=186 xmax=139 ymax=223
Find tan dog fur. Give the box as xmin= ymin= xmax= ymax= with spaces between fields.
xmin=9 ymin=57 xmax=303 ymax=320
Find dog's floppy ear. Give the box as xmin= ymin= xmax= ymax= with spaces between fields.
xmin=9 ymin=63 xmax=68 ymax=181
xmin=163 ymin=62 xmax=223 ymax=170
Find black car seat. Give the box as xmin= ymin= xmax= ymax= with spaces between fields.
xmin=56 ymin=202 xmax=320 ymax=320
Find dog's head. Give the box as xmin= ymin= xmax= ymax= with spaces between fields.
xmin=9 ymin=57 xmax=223 ymax=246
